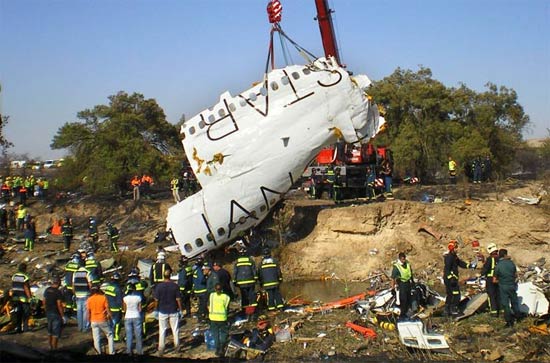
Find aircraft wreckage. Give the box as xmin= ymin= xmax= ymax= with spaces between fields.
xmin=166 ymin=2 xmax=385 ymax=258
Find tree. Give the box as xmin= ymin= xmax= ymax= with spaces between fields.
xmin=51 ymin=91 xmax=184 ymax=195
xmin=368 ymin=68 xmax=529 ymax=181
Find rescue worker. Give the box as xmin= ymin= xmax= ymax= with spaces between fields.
xmin=72 ymin=261 xmax=92 ymax=332
xmin=106 ymin=222 xmax=119 ymax=252
xmin=443 ymin=240 xmax=476 ymax=316
xmin=171 ymin=177 xmax=181 ymax=203
xmin=61 ymin=217 xmax=73 ymax=252
xmin=149 ymin=251 xmax=171 ymax=290
xmin=208 ymin=283 xmax=230 ymax=357
xmin=104 ymin=272 xmax=123 ymax=341
xmin=88 ymin=217 xmax=99 ymax=251
xmin=258 ymin=249 xmax=284 ymax=311
xmin=247 ymin=315 xmax=275 ymax=352
xmin=448 ymin=156 xmax=457 ymax=184
xmin=494 ymin=249 xmax=523 ymax=327
xmin=192 ymin=258 xmax=208 ymax=322
xmin=85 ymin=251 xmax=103 ymax=285
xmin=177 ymin=256 xmax=193 ymax=317
xmin=365 ymin=165 xmax=376 ymax=200
xmin=380 ymin=158 xmax=393 ymax=198
xmin=472 ymin=157 xmax=482 ymax=184
xmin=62 ymin=253 xmax=81 ymax=319
xmin=16 ymin=204 xmax=27 ymax=231
xmin=125 ymin=268 xmax=148 ymax=336
xmin=333 ymin=167 xmax=343 ymax=202
xmin=481 ymin=243 xmax=500 ymax=316
xmin=11 ymin=262 xmax=32 ymax=333
xmin=325 ymin=165 xmax=335 ymax=200
xmin=204 ymin=263 xmax=219 ymax=295
xmin=391 ymin=252 xmax=414 ymax=321
xmin=23 ymin=216 xmax=36 ymax=251
xmin=233 ymin=247 xmax=258 ymax=318
xmin=131 ymin=175 xmax=141 ymax=201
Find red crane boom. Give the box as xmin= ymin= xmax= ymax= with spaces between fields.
xmin=314 ymin=0 xmax=342 ymax=66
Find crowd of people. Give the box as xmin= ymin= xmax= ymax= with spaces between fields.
xmin=391 ymin=241 xmax=524 ymax=329
xmin=0 ymin=175 xmax=51 ymax=204
xmin=448 ymin=155 xmax=492 ymax=184
xmin=8 ymin=242 xmax=283 ymax=357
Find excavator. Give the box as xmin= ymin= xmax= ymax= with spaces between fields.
xmin=166 ymin=0 xmax=386 ymax=258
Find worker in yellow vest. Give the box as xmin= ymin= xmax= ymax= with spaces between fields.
xmin=208 ymin=283 xmax=230 ymax=357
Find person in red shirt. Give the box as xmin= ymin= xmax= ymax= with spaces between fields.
xmin=86 ymin=285 xmax=114 ymax=354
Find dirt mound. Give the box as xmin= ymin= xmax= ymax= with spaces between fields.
xmin=281 ymin=184 xmax=549 ymax=281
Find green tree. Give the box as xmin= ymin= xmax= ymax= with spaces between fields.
xmin=51 ymin=91 xmax=184 ymax=195
xmin=369 ymin=68 xmax=529 ymax=181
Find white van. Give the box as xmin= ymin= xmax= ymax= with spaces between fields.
xmin=10 ymin=160 xmax=27 ymax=168
xmin=43 ymin=160 xmax=56 ymax=168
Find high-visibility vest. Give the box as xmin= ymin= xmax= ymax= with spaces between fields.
xmin=259 ymin=259 xmax=281 ymax=288
xmin=64 ymin=261 xmax=80 ymax=290
xmin=11 ymin=272 xmax=30 ymax=302
xmin=208 ymin=292 xmax=230 ymax=322
xmin=72 ymin=268 xmax=91 ymax=298
xmin=104 ymin=283 xmax=123 ymax=311
xmin=233 ymin=257 xmax=257 ymax=286
xmin=394 ymin=262 xmax=412 ymax=282
xmin=171 ymin=179 xmax=179 ymax=191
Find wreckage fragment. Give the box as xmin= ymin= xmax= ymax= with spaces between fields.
xmin=167 ymin=57 xmax=385 ymax=258
xmin=397 ymin=320 xmax=449 ymax=350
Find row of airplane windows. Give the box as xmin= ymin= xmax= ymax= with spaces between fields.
xmin=182 ymin=200 xmax=274 ymax=252
xmin=183 ymin=67 xmax=313 ymax=138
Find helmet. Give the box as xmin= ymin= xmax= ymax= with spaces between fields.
xmin=487 ymin=243 xmax=498 ymax=254
xmin=86 ymin=251 xmax=95 ymax=259
xmin=112 ymin=272 xmax=121 ymax=280
xmin=157 ymin=251 xmax=166 ymax=260
xmin=448 ymin=240 xmax=458 ymax=251
xmin=263 ymin=248 xmax=271 ymax=257
xmin=128 ymin=268 xmax=139 ymax=278
xmin=70 ymin=253 xmax=80 ymax=263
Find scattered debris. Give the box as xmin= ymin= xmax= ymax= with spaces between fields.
xmin=418 ymin=224 xmax=443 ymax=240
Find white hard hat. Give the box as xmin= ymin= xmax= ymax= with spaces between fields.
xmin=487 ymin=243 xmax=498 ymax=254
xmin=157 ymin=251 xmax=166 ymax=260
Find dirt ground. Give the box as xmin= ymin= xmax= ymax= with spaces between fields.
xmin=0 ymin=178 xmax=548 ymax=362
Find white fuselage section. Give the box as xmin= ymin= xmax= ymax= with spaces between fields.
xmin=167 ymin=57 xmax=385 ymax=257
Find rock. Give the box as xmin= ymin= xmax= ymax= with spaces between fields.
xmin=487 ymin=348 xmax=503 ymax=361
xmin=471 ymin=324 xmax=494 ymax=334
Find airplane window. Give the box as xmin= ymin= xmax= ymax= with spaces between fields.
xmin=229 ymin=222 xmax=236 ymax=229
xmin=303 ymin=68 xmax=311 ymax=75
xmin=270 ymin=198 xmax=276 ymax=205
xmin=206 ymin=233 xmax=214 ymax=241
xmin=250 ymin=210 xmax=257 ymax=218
xmin=208 ymin=115 xmax=215 ymax=123
xmin=260 ymin=205 xmax=267 ymax=212
xmin=238 ymin=216 xmax=246 ymax=224
xmin=217 ymin=227 xmax=225 ymax=236
xmin=249 ymin=93 xmax=257 ymax=101
xmin=229 ymin=103 xmax=236 ymax=112
xmin=270 ymin=82 xmax=279 ymax=91
xmin=260 ymin=87 xmax=267 ymax=96
xmin=218 ymin=109 xmax=226 ymax=117
xmin=189 ymin=126 xmax=196 ymax=135
xmin=181 ymin=132 xmax=186 ymax=140
xmin=184 ymin=243 xmax=192 ymax=252
xmin=281 ymin=76 xmax=289 ymax=85
xmin=195 ymin=238 xmax=204 ymax=247
xmin=292 ymin=72 xmax=300 ymax=80
xmin=198 ymin=120 xmax=206 ymax=129
xmin=239 ymin=99 xmax=247 ymax=106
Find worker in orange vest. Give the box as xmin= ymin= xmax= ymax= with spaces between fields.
xmin=131 ymin=176 xmax=141 ymax=201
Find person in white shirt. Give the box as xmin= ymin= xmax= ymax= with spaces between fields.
xmin=123 ymin=283 xmax=143 ymax=355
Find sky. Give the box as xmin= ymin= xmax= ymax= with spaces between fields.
xmin=1 ymin=0 xmax=549 ymax=160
